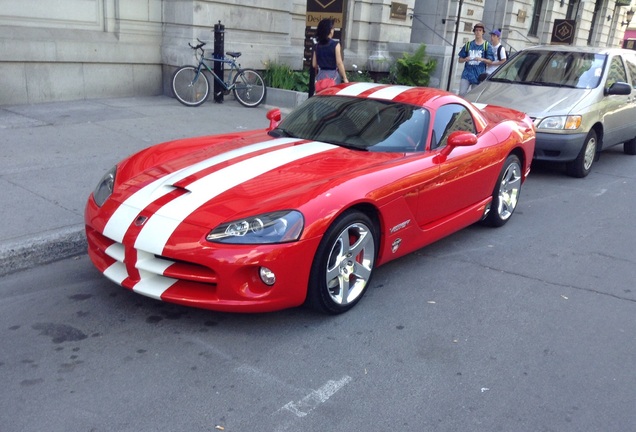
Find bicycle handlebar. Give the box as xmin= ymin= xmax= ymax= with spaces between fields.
xmin=186 ymin=38 xmax=241 ymax=60
xmin=188 ymin=38 xmax=206 ymax=51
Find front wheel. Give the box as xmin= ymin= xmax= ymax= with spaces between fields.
xmin=566 ymin=130 xmax=597 ymax=178
xmin=305 ymin=211 xmax=377 ymax=314
xmin=232 ymin=69 xmax=266 ymax=107
xmin=172 ymin=66 xmax=210 ymax=107
xmin=482 ymin=154 xmax=522 ymax=227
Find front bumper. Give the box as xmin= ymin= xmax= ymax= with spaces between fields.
xmin=533 ymin=131 xmax=587 ymax=162
xmin=85 ymin=199 xmax=321 ymax=313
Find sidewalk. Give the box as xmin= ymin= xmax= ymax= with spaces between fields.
xmin=0 ymin=95 xmax=278 ymax=276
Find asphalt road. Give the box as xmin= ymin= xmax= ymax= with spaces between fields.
xmin=1 ymin=148 xmax=635 ymax=432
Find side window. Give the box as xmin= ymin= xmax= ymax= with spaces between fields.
xmin=606 ymin=56 xmax=628 ymax=88
xmin=625 ymin=57 xmax=636 ymax=90
xmin=430 ymin=104 xmax=476 ymax=150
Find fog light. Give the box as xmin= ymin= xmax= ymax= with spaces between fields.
xmin=259 ymin=267 xmax=276 ymax=286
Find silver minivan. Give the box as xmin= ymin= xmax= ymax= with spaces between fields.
xmin=465 ymin=45 xmax=636 ymax=177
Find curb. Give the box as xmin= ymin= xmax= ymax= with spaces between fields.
xmin=0 ymin=225 xmax=86 ymax=277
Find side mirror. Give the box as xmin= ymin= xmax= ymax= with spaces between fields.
xmin=436 ymin=131 xmax=478 ymax=161
xmin=605 ymin=82 xmax=631 ymax=96
xmin=266 ymin=108 xmax=282 ymax=131
xmin=478 ymin=72 xmax=489 ymax=82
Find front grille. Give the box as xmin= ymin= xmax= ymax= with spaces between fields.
xmin=88 ymin=227 xmax=218 ymax=286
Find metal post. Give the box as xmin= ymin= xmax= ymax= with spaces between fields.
xmin=308 ymin=41 xmax=316 ymax=97
xmin=213 ymin=21 xmax=225 ymax=103
xmin=447 ymin=0 xmax=464 ymax=92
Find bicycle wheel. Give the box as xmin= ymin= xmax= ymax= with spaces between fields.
xmin=172 ymin=66 xmax=210 ymax=107
xmin=232 ymin=69 xmax=266 ymax=107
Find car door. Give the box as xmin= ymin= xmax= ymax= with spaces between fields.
xmin=416 ymin=103 xmax=494 ymax=226
xmin=601 ymin=54 xmax=634 ymax=146
xmin=623 ymin=54 xmax=636 ymax=141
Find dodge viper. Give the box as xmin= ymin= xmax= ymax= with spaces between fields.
xmin=85 ymin=83 xmax=535 ymax=314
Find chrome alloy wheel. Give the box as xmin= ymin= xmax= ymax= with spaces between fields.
xmin=325 ymin=222 xmax=376 ymax=306
xmin=496 ymin=160 xmax=522 ymax=221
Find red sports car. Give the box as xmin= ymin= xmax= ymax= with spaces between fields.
xmin=85 ymin=84 xmax=535 ymax=314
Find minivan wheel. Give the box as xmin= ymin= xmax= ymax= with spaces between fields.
xmin=566 ymin=130 xmax=597 ymax=178
xmin=624 ymin=138 xmax=636 ymax=155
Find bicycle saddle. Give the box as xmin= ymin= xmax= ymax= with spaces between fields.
xmin=226 ymin=51 xmax=241 ymax=58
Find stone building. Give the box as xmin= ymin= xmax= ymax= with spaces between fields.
xmin=0 ymin=0 xmax=632 ymax=105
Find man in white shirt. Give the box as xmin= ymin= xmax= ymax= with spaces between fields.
xmin=486 ymin=29 xmax=507 ymax=75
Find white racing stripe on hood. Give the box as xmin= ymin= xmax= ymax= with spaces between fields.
xmin=336 ymin=82 xmax=384 ymax=96
xmin=134 ymin=141 xmax=337 ymax=255
xmin=368 ymin=85 xmax=411 ymax=100
xmin=103 ymin=138 xmax=301 ymax=242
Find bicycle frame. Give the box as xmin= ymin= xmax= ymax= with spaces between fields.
xmin=195 ymin=54 xmax=240 ymax=91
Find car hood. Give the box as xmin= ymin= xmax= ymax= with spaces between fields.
xmin=466 ymin=82 xmax=593 ymax=118
xmin=106 ymin=135 xmax=404 ymax=233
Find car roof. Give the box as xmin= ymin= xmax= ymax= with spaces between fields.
xmin=521 ymin=44 xmax=635 ymax=56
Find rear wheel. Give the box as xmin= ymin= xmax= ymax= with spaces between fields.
xmin=566 ymin=130 xmax=597 ymax=178
xmin=482 ymin=154 xmax=522 ymax=227
xmin=305 ymin=211 xmax=377 ymax=314
xmin=232 ymin=69 xmax=266 ymax=107
xmin=172 ymin=66 xmax=209 ymax=107
xmin=624 ymin=137 xmax=636 ymax=155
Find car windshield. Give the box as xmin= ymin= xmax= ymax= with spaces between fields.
xmin=269 ymin=95 xmax=430 ymax=152
xmin=490 ymin=50 xmax=607 ymax=89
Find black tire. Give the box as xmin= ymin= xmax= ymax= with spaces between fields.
xmin=624 ymin=138 xmax=636 ymax=155
xmin=232 ymin=68 xmax=266 ymax=107
xmin=566 ymin=130 xmax=597 ymax=178
xmin=305 ymin=210 xmax=377 ymax=314
xmin=482 ymin=154 xmax=523 ymax=227
xmin=172 ymin=66 xmax=210 ymax=107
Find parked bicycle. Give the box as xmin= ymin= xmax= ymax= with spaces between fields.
xmin=172 ymin=39 xmax=266 ymax=108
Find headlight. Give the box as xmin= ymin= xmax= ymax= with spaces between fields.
xmin=93 ymin=166 xmax=116 ymax=207
xmin=206 ymin=210 xmax=304 ymax=244
xmin=537 ymin=115 xmax=582 ymax=131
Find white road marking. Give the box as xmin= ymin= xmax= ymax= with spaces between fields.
xmin=281 ymin=375 xmax=352 ymax=418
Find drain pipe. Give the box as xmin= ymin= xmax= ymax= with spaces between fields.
xmin=446 ymin=0 xmax=464 ymax=92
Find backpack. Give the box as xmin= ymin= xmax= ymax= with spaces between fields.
xmin=465 ymin=40 xmax=488 ymax=56
xmin=496 ymin=45 xmax=504 ymax=61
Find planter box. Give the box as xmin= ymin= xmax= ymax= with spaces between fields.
xmin=265 ymin=87 xmax=308 ymax=110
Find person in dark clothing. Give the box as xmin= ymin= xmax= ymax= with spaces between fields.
xmin=312 ymin=18 xmax=348 ymax=85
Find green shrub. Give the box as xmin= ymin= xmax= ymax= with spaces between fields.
xmin=389 ymin=44 xmax=437 ymax=87
xmin=263 ymin=61 xmax=309 ymax=92
xmin=348 ymin=65 xmax=374 ymax=82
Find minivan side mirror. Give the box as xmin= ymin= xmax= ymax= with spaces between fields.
xmin=605 ymin=82 xmax=632 ymax=96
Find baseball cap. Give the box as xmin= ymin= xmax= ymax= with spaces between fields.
xmin=490 ymin=29 xmax=502 ymax=37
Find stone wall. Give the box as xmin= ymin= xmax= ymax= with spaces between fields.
xmin=0 ymin=0 xmax=421 ymax=105
xmin=2 ymin=0 xmax=629 ymax=105
xmin=0 ymin=0 xmax=163 ymax=105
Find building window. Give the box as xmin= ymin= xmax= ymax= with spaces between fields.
xmin=587 ymin=0 xmax=602 ymax=45
xmin=529 ymin=0 xmax=544 ymax=37
xmin=566 ymin=0 xmax=579 ymax=19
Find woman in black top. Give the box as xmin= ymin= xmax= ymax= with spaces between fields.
xmin=312 ymin=18 xmax=348 ymax=85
